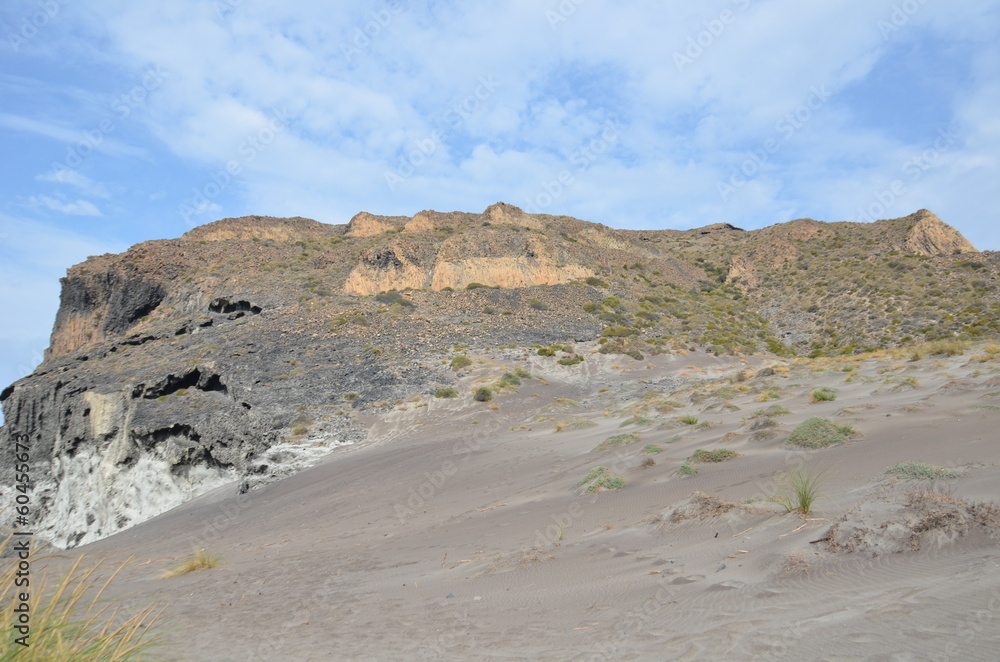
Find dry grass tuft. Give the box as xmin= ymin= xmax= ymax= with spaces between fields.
xmin=0 ymin=546 xmax=164 ymax=661
xmin=161 ymin=548 xmax=221 ymax=579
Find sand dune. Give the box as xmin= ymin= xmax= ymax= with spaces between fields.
xmin=34 ymin=344 xmax=1000 ymax=660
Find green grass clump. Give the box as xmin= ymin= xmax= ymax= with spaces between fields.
xmin=677 ymin=462 xmax=698 ymax=477
xmin=774 ymin=467 xmax=826 ymax=515
xmin=786 ymin=417 xmax=854 ymax=449
xmin=450 ymin=355 xmax=473 ymax=370
xmin=537 ymin=347 xmax=556 ymax=356
xmin=689 ymin=448 xmax=740 ymax=463
xmin=811 ymin=387 xmax=838 ymax=402
xmin=619 ymin=416 xmax=653 ymax=428
xmin=577 ymin=466 xmax=609 ymax=486
xmin=594 ymin=432 xmax=641 ymax=451
xmin=679 ymin=414 xmax=699 ymax=425
xmin=557 ymin=355 xmax=584 ymax=366
xmin=644 ymin=444 xmax=664 ymax=454
xmin=751 ymin=404 xmax=792 ymax=418
xmin=0 ymin=551 xmax=164 ymax=661
xmin=886 ymin=462 xmax=957 ymax=480
xmin=587 ymin=475 xmax=626 ymax=493
xmin=434 ymin=387 xmax=459 ymax=399
xmin=473 ymin=386 xmax=493 ymax=402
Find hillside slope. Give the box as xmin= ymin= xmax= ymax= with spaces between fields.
xmin=1 ymin=203 xmax=997 ymax=547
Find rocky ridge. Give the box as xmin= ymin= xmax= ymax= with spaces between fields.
xmin=1 ymin=203 xmax=997 ymax=547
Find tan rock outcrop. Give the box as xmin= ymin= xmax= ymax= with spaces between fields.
xmin=343 ymin=239 xmax=428 ymax=295
xmin=345 ymin=212 xmax=408 ymax=238
xmin=904 ymin=210 xmax=978 ymax=256
xmin=480 ymin=202 xmax=544 ymax=231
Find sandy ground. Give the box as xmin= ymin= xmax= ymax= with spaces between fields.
xmin=29 ymin=344 xmax=1000 ymax=660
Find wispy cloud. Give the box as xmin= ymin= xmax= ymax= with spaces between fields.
xmin=36 ymin=169 xmax=111 ymax=198
xmin=26 ymin=195 xmax=102 ymax=216
xmin=0 ymin=112 xmax=148 ymax=160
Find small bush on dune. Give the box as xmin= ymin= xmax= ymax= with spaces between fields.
xmin=689 ymin=448 xmax=740 ymax=463
xmin=886 ymin=462 xmax=956 ymax=480
xmin=678 ymin=462 xmax=698 ymax=477
xmin=434 ymin=387 xmax=459 ymax=399
xmin=450 ymin=355 xmax=473 ymax=370
xmin=811 ymin=387 xmax=837 ymax=403
xmin=473 ymin=387 xmax=493 ymax=402
xmin=594 ymin=432 xmax=640 ymax=451
xmin=786 ymin=417 xmax=854 ymax=449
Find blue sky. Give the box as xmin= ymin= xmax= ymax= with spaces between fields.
xmin=1 ymin=0 xmax=999 ymax=394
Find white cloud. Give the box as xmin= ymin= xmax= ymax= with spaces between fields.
xmin=26 ymin=195 xmax=102 ymax=217
xmin=36 ymin=169 xmax=111 ymax=198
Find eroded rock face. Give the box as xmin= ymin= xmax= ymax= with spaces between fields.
xmin=343 ymin=239 xmax=428 ymax=295
xmin=0 ymin=366 xmax=274 ymax=548
xmin=903 ymin=210 xmax=978 ymax=256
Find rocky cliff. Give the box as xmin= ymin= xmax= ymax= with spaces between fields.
xmin=2 ymin=203 xmax=996 ymax=547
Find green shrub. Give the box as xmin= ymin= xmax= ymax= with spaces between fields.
xmin=679 ymin=414 xmax=699 ymax=425
xmin=466 ymin=282 xmax=489 ymax=290
xmin=594 ymin=432 xmax=640 ymax=451
xmin=751 ymin=405 xmax=792 ymax=418
xmin=644 ymin=444 xmax=664 ymax=454
xmin=577 ymin=466 xmax=609 ymax=486
xmin=619 ymin=416 xmax=653 ymax=427
xmin=588 ymin=475 xmax=625 ymax=493
xmin=602 ymin=296 xmax=621 ymax=308
xmin=811 ymin=387 xmax=837 ymax=402
xmin=450 ymin=355 xmax=473 ymax=370
xmin=583 ymin=302 xmax=602 ymax=313
xmin=537 ymin=347 xmax=556 ymax=356
xmin=689 ymin=448 xmax=740 ymax=463
xmin=678 ymin=462 xmax=698 ymax=476
xmin=434 ymin=387 xmax=459 ymax=399
xmin=528 ymin=299 xmax=549 ymax=311
xmin=585 ymin=276 xmax=610 ymax=288
xmin=885 ymin=462 xmax=956 ymax=480
xmin=601 ymin=326 xmax=632 ymax=338
xmin=558 ymin=355 xmax=584 ymax=366
xmin=786 ymin=417 xmax=854 ymax=449
xmin=473 ymin=386 xmax=493 ymax=402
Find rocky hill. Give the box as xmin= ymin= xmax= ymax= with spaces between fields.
xmin=2 ymin=203 xmax=997 ymax=547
